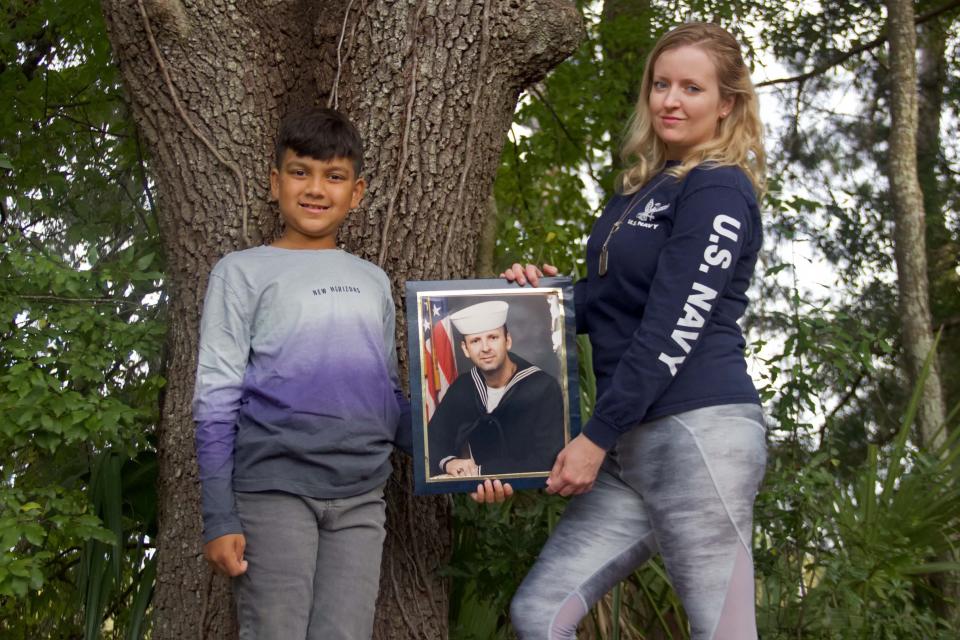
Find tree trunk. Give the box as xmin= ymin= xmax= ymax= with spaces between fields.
xmin=917 ymin=18 xmax=960 ymax=418
xmin=887 ymin=3 xmax=959 ymax=626
xmin=916 ymin=16 xmax=960 ymax=626
xmin=100 ymin=1 xmax=581 ymax=637
xmin=884 ymin=0 xmax=946 ymax=451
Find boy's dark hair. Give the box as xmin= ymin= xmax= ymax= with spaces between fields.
xmin=274 ymin=107 xmax=364 ymax=175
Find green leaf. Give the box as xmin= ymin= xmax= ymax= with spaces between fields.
xmin=136 ymin=253 xmax=155 ymax=270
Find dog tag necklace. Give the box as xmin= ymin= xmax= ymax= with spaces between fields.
xmin=598 ymin=174 xmax=671 ymax=277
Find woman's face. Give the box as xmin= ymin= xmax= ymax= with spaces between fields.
xmin=648 ymin=45 xmax=734 ymax=161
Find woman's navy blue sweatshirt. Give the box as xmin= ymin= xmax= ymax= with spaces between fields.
xmin=577 ymin=163 xmax=762 ymax=450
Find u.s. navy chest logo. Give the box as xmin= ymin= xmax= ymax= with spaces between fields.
xmin=627 ymin=199 xmax=670 ymax=229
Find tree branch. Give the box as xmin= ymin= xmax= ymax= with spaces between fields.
xmin=51 ymin=112 xmax=130 ymax=138
xmin=529 ymin=85 xmax=603 ymax=189
xmin=13 ymin=26 xmax=56 ymax=80
xmin=133 ymin=126 xmax=158 ymax=226
xmin=823 ymin=371 xmax=867 ymax=436
xmin=756 ymin=0 xmax=960 ymax=88
xmin=326 ymin=0 xmax=356 ymax=111
xmin=17 ymin=294 xmax=147 ymax=306
xmin=938 ymin=315 xmax=960 ymax=332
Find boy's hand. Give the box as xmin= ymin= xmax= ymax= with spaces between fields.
xmin=470 ymin=478 xmax=513 ymax=504
xmin=203 ymin=533 xmax=248 ymax=577
xmin=500 ymin=263 xmax=558 ymax=287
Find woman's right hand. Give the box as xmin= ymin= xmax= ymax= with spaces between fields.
xmin=500 ymin=263 xmax=559 ymax=287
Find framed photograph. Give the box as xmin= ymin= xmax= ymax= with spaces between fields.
xmin=405 ymin=277 xmax=580 ymax=494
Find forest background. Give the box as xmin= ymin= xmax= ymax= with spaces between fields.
xmin=2 ymin=0 xmax=960 ymax=638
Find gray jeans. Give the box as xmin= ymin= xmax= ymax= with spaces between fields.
xmin=233 ymin=485 xmax=387 ymax=640
xmin=511 ymin=404 xmax=767 ymax=639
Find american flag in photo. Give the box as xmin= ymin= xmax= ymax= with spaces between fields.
xmin=421 ymin=296 xmax=458 ymax=420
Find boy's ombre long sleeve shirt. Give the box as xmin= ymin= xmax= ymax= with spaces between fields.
xmin=192 ymin=247 xmax=410 ymax=543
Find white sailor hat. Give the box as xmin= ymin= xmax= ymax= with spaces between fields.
xmin=449 ymin=300 xmax=509 ymax=336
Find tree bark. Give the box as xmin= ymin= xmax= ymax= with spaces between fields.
xmin=916 ymin=18 xmax=960 ymax=417
xmin=100 ymin=1 xmax=581 ymax=638
xmin=915 ymin=16 xmax=960 ymax=627
xmin=885 ymin=3 xmax=960 ymax=626
xmin=884 ymin=0 xmax=946 ymax=448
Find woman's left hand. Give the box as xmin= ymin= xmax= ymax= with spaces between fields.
xmin=546 ymin=434 xmax=606 ymax=497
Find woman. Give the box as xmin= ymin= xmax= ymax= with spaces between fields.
xmin=487 ymin=22 xmax=768 ymax=639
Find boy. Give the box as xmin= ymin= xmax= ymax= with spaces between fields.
xmin=193 ymin=108 xmax=411 ymax=639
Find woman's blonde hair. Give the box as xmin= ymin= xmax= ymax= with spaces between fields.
xmin=619 ymin=22 xmax=766 ymax=198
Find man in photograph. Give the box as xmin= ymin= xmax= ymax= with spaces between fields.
xmin=427 ymin=300 xmax=565 ymax=477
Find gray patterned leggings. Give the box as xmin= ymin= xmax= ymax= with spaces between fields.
xmin=510 ymin=404 xmax=767 ymax=640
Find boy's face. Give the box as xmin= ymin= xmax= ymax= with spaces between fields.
xmin=270 ymin=149 xmax=365 ymax=250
